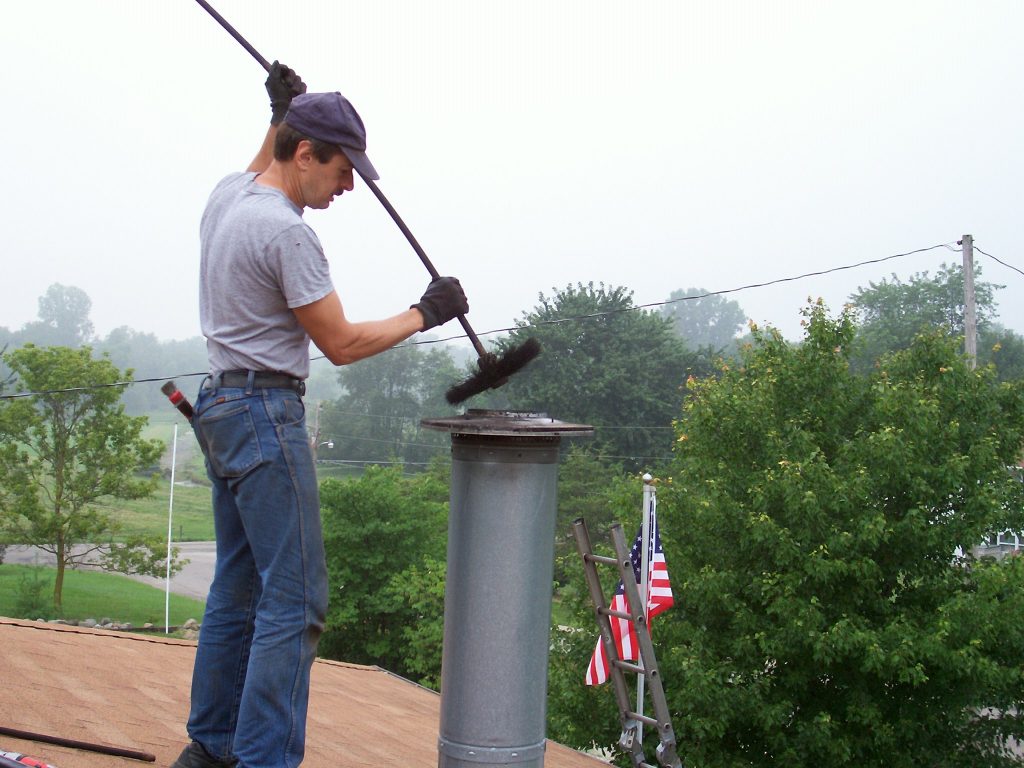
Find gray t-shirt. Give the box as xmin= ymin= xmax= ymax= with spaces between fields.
xmin=199 ymin=172 xmax=334 ymax=380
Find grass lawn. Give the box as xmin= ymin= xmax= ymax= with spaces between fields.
xmin=0 ymin=564 xmax=206 ymax=627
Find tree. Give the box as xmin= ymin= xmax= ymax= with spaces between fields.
xmin=495 ymin=283 xmax=716 ymax=471
xmin=848 ymin=263 xmax=1002 ymax=373
xmin=382 ymin=553 xmax=448 ymax=688
xmin=317 ymin=461 xmax=451 ymax=676
xmin=546 ymin=457 xmax=652 ymax=754
xmin=0 ymin=341 xmax=14 ymax=393
xmin=0 ymin=345 xmax=179 ymax=611
xmin=652 ymin=302 xmax=1024 ymax=766
xmin=979 ymin=324 xmax=1024 ymax=382
xmin=660 ymin=288 xmax=747 ymax=351
xmin=550 ymin=446 xmax=637 ymax=586
xmin=321 ymin=343 xmax=459 ymax=468
xmin=94 ymin=327 xmax=208 ymax=414
xmin=19 ymin=284 xmax=95 ymax=348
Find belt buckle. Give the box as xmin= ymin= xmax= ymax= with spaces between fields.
xmin=297 ymin=381 xmax=306 ymax=396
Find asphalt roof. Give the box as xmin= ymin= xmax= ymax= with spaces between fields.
xmin=0 ymin=618 xmax=607 ymax=768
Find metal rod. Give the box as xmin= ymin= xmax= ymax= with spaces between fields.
xmin=624 ymin=712 xmax=660 ymax=728
xmin=360 ymin=173 xmax=488 ymax=358
xmin=0 ymin=726 xmax=156 ymax=762
xmin=193 ymin=0 xmax=271 ymax=71
xmin=600 ymin=607 xmax=635 ymax=621
xmin=637 ymin=475 xmax=655 ymax=741
xmin=165 ymin=423 xmax=178 ymax=633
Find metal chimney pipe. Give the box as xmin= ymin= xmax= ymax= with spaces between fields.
xmin=422 ymin=411 xmax=593 ymax=768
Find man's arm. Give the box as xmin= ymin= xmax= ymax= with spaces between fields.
xmin=294 ymin=277 xmax=469 ymax=365
xmin=247 ymin=125 xmax=278 ymax=173
xmin=293 ymin=291 xmax=424 ymax=365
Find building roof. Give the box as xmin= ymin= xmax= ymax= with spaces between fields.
xmin=0 ymin=618 xmax=606 ymax=768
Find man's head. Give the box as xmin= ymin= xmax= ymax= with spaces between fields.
xmin=277 ymin=92 xmax=379 ymax=181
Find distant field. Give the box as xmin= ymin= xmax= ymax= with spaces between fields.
xmin=0 ymin=564 xmax=206 ymax=627
xmin=96 ymin=483 xmax=217 ymax=542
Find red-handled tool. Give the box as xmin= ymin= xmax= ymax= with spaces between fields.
xmin=161 ymin=380 xmax=194 ymax=421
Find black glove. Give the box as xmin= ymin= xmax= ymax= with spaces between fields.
xmin=412 ymin=277 xmax=469 ymax=331
xmin=266 ymin=61 xmax=307 ymax=125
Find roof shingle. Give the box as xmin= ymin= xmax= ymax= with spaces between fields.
xmin=0 ymin=618 xmax=605 ymax=768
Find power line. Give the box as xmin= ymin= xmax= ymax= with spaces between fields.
xmin=0 ymin=372 xmax=207 ymax=401
xmin=974 ymin=245 xmax=1024 ymax=279
xmin=1 ymin=240 xmax=1012 ymax=403
xmin=408 ymin=242 xmax=964 ymax=338
xmin=325 ymin=432 xmax=446 ymax=451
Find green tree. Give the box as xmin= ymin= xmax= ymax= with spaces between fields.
xmin=0 ymin=341 xmax=14 ymax=393
xmin=653 ymin=302 xmax=1024 ymax=766
xmin=546 ymin=460 xmax=655 ymax=756
xmin=318 ymin=461 xmax=450 ymax=675
xmin=979 ymin=324 xmax=1024 ymax=382
xmin=496 ymin=283 xmax=715 ymax=471
xmin=322 ymin=343 xmax=458 ymax=468
xmin=0 ymin=345 xmax=178 ymax=611
xmin=848 ymin=263 xmax=1002 ymax=372
xmin=660 ymin=288 xmax=747 ymax=351
xmin=551 ymin=447 xmax=638 ymax=586
xmin=382 ymin=553 xmax=447 ymax=688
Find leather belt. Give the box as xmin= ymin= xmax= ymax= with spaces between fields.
xmin=208 ymin=370 xmax=306 ymax=395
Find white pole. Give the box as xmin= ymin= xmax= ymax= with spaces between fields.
xmin=637 ymin=472 xmax=654 ymax=741
xmin=165 ymin=423 xmax=178 ymax=634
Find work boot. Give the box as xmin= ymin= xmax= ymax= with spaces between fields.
xmin=170 ymin=742 xmax=238 ymax=768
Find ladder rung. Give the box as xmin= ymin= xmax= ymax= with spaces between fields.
xmin=626 ymin=711 xmax=660 ymax=728
xmin=585 ymin=553 xmax=618 ymax=566
xmin=599 ymin=607 xmax=633 ymax=621
xmin=613 ymin=659 xmax=645 ymax=674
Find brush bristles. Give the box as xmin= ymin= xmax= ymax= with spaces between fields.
xmin=445 ymin=337 xmax=541 ymax=405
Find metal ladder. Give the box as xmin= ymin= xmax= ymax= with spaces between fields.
xmin=572 ymin=518 xmax=683 ymax=768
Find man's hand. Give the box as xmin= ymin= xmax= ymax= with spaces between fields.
xmin=412 ymin=277 xmax=469 ymax=331
xmin=266 ymin=61 xmax=307 ymax=125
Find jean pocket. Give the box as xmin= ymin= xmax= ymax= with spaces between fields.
xmin=268 ymin=392 xmax=306 ymax=428
xmin=196 ymin=401 xmax=263 ymax=478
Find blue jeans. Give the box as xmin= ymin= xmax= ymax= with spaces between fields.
xmin=187 ymin=381 xmax=328 ymax=768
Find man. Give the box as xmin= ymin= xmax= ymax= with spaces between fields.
xmin=172 ymin=64 xmax=468 ymax=768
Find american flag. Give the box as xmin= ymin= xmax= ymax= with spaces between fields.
xmin=585 ymin=506 xmax=673 ymax=686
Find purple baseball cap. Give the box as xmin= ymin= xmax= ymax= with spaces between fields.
xmin=284 ymin=92 xmax=380 ymax=180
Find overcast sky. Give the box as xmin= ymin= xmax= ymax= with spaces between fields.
xmin=2 ymin=1 xmax=1021 ymax=350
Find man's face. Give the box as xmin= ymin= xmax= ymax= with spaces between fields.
xmin=302 ymin=151 xmax=355 ymax=209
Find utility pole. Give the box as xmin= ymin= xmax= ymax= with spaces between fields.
xmin=309 ymin=401 xmax=333 ymax=462
xmin=310 ymin=400 xmax=322 ymax=459
xmin=962 ymin=234 xmax=977 ymax=369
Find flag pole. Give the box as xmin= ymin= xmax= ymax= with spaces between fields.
xmin=637 ymin=472 xmax=654 ymax=741
xmin=165 ymin=423 xmax=178 ymax=634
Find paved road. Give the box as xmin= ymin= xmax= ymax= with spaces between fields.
xmin=4 ymin=541 xmax=216 ymax=601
